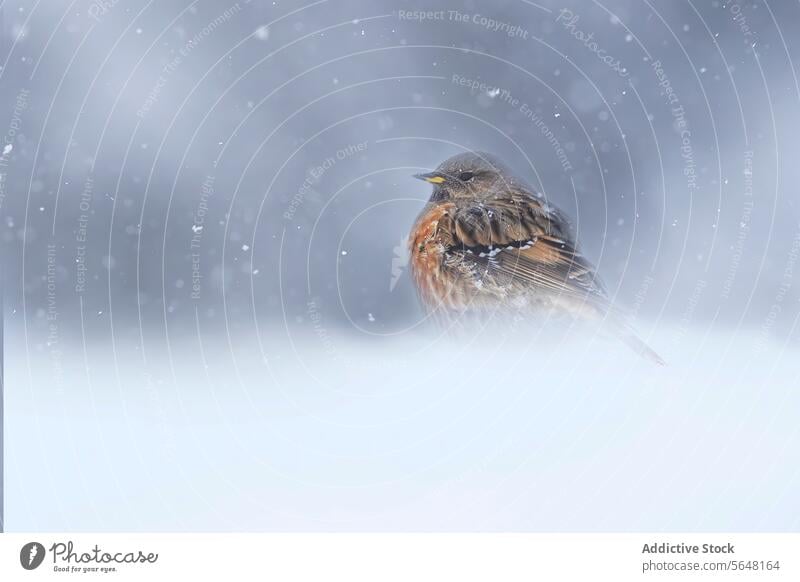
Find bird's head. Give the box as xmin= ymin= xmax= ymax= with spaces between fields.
xmin=414 ymin=151 xmax=516 ymax=202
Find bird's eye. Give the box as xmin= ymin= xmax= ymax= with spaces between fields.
xmin=458 ymin=172 xmax=475 ymax=182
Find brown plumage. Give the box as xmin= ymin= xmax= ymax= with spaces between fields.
xmin=409 ymin=151 xmax=664 ymax=365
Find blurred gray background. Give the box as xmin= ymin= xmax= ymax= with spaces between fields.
xmin=1 ymin=0 xmax=799 ymax=531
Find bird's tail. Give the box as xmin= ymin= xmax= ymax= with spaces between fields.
xmin=562 ymin=296 xmax=666 ymax=365
xmin=614 ymin=323 xmax=666 ymax=366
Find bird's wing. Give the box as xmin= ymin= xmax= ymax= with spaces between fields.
xmin=447 ymin=191 xmax=607 ymax=301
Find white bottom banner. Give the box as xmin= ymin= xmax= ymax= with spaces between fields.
xmin=0 ymin=533 xmax=797 ymax=581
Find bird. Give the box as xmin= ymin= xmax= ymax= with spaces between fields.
xmin=408 ymin=151 xmax=664 ymax=365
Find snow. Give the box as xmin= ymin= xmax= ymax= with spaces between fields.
xmin=4 ymin=323 xmax=799 ymax=531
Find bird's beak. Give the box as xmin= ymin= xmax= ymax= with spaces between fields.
xmin=413 ymin=172 xmax=447 ymax=184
